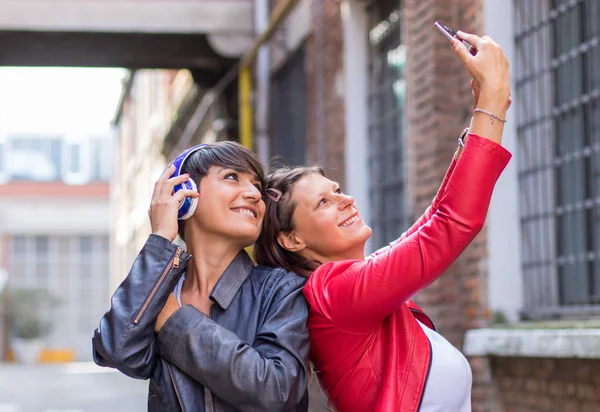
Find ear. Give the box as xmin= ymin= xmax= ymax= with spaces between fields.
xmin=277 ymin=231 xmax=306 ymax=253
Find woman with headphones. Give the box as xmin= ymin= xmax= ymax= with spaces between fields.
xmin=93 ymin=141 xmax=310 ymax=412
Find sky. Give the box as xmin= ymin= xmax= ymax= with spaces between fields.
xmin=0 ymin=67 xmax=127 ymax=135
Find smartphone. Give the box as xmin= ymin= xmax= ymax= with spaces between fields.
xmin=434 ymin=21 xmax=460 ymax=41
xmin=434 ymin=21 xmax=475 ymax=54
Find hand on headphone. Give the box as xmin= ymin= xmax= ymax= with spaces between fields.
xmin=149 ymin=164 xmax=199 ymax=241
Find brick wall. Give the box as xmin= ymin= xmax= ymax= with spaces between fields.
xmin=403 ymin=0 xmax=491 ymax=410
xmin=305 ymin=0 xmax=346 ymax=188
xmin=490 ymin=357 xmax=600 ymax=412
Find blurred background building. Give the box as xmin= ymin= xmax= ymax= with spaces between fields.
xmin=1 ymin=0 xmax=600 ymax=411
xmin=0 ymin=130 xmax=111 ymax=362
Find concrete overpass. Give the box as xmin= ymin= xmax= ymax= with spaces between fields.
xmin=0 ymin=0 xmax=255 ymax=80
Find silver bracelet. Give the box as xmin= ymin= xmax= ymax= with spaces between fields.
xmin=474 ymin=108 xmax=507 ymax=124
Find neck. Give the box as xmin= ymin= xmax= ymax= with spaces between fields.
xmin=307 ymin=244 xmax=366 ymax=267
xmin=183 ymin=231 xmax=244 ymax=297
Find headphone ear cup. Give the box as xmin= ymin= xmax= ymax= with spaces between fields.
xmin=170 ymin=143 xmax=207 ymax=221
xmin=176 ymin=178 xmax=199 ymax=220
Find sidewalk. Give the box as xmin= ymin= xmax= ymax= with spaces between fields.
xmin=0 ymin=362 xmax=146 ymax=412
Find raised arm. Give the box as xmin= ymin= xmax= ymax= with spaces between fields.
xmin=156 ymin=272 xmax=310 ymax=412
xmin=371 ymin=153 xmax=459 ymax=259
xmin=92 ymin=234 xmax=189 ymax=378
xmin=307 ymin=133 xmax=511 ymax=332
xmin=93 ymin=164 xmax=197 ymax=378
xmin=305 ymin=32 xmax=512 ymax=333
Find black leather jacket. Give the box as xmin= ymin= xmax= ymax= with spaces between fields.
xmin=92 ymin=234 xmax=310 ymax=411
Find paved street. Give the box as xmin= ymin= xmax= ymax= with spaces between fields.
xmin=0 ymin=362 xmax=147 ymax=412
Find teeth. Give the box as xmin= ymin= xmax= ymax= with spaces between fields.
xmin=340 ymin=215 xmax=359 ymax=227
xmin=234 ymin=208 xmax=255 ymax=218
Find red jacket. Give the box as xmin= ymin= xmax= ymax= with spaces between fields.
xmin=303 ymin=133 xmax=511 ymax=412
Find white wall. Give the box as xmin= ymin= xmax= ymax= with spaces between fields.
xmin=484 ymin=0 xmax=523 ymax=322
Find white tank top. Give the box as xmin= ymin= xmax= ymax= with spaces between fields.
xmin=417 ymin=320 xmax=473 ymax=411
xmin=173 ymin=275 xmax=185 ymax=307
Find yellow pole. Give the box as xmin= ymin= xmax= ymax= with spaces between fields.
xmin=239 ymin=67 xmax=252 ymax=149
xmin=239 ymin=67 xmax=253 ymax=258
xmin=237 ymin=0 xmax=299 ymax=151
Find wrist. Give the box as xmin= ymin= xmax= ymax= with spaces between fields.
xmin=153 ymin=231 xmax=176 ymax=242
xmin=476 ymin=92 xmax=510 ymax=118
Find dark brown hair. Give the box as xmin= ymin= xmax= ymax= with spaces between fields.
xmin=177 ymin=140 xmax=265 ymax=241
xmin=253 ymin=165 xmax=324 ymax=277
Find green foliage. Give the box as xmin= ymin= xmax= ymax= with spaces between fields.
xmin=9 ymin=288 xmax=60 ymax=340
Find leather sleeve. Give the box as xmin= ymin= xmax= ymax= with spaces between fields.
xmin=92 ymin=234 xmax=189 ymax=379
xmin=304 ymin=133 xmax=512 ymax=333
xmin=156 ymin=272 xmax=310 ymax=412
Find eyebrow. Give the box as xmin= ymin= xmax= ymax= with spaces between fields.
xmin=315 ymin=181 xmax=340 ymax=198
xmin=218 ymin=167 xmax=261 ymax=182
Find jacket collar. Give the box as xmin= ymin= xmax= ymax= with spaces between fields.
xmin=209 ymin=249 xmax=255 ymax=310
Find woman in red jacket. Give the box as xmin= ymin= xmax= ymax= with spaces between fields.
xmin=254 ymin=31 xmax=512 ymax=412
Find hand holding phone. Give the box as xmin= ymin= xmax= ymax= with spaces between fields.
xmin=434 ymin=21 xmax=477 ymax=56
xmin=434 ymin=23 xmax=511 ymax=118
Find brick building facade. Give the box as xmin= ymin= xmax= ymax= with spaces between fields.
xmin=266 ymin=0 xmax=600 ymax=411
xmin=111 ymin=0 xmax=600 ymax=410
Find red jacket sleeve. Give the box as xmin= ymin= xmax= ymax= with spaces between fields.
xmin=304 ymin=133 xmax=511 ymax=333
xmin=370 ymin=155 xmax=458 ymax=258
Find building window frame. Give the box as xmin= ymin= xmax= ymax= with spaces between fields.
xmin=0 ymin=134 xmax=6 ymax=183
xmin=367 ymin=1 xmax=408 ymax=250
xmin=515 ymin=0 xmax=600 ymax=319
xmin=62 ymin=137 xmax=90 ymax=185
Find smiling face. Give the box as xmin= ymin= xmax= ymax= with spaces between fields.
xmin=191 ymin=166 xmax=265 ymax=248
xmin=280 ymin=173 xmax=372 ymax=264
xmin=177 ymin=141 xmax=266 ymax=247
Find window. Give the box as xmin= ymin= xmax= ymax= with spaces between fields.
xmin=49 ymin=138 xmax=62 ymax=175
xmin=0 ymin=141 xmax=4 ymax=173
xmin=62 ymin=139 xmax=91 ymax=184
xmin=367 ymin=1 xmax=407 ymax=249
xmin=516 ymin=0 xmax=600 ymax=318
xmin=271 ymin=48 xmax=306 ymax=166
xmin=6 ymin=135 xmax=61 ymax=181
xmin=89 ymin=138 xmax=111 ymax=182
xmin=68 ymin=144 xmax=81 ymax=174
xmin=0 ymin=139 xmax=6 ymax=183
xmin=9 ymin=235 xmax=110 ymax=350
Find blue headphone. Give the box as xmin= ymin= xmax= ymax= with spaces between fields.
xmin=171 ymin=144 xmax=208 ymax=220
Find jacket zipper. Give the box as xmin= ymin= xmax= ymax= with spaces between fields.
xmin=167 ymin=363 xmax=186 ymax=412
xmin=134 ymin=247 xmax=183 ymax=324
xmin=410 ymin=307 xmax=436 ymax=331
xmin=417 ymin=339 xmax=433 ymax=411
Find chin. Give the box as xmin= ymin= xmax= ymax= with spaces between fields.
xmin=357 ymin=223 xmax=373 ymax=241
xmin=233 ymin=230 xmax=260 ymax=248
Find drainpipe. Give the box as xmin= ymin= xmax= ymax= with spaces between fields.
xmin=239 ymin=68 xmax=253 ymax=149
xmin=239 ymin=0 xmax=300 ymax=151
xmin=314 ymin=0 xmax=326 ymax=166
xmin=254 ymin=0 xmax=270 ymax=166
